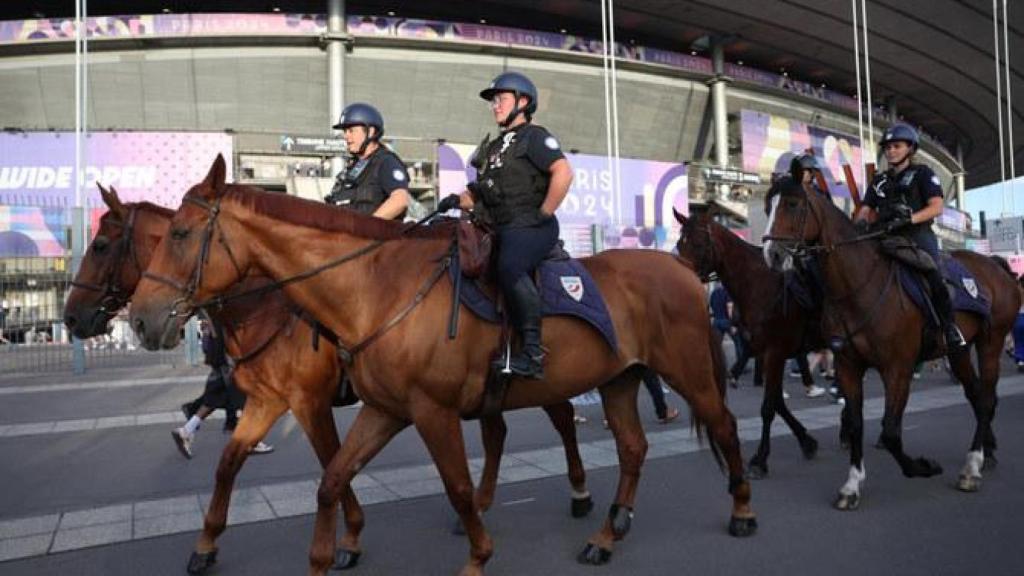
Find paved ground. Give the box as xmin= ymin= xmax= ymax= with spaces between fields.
xmin=1 ymin=353 xmax=1022 ymax=575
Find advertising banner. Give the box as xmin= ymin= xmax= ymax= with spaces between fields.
xmin=741 ymin=109 xmax=865 ymax=199
xmin=438 ymin=142 xmax=687 ymax=255
xmin=0 ymin=131 xmax=232 ymax=257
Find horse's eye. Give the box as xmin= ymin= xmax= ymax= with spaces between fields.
xmin=171 ymin=228 xmax=190 ymax=240
xmin=785 ymin=198 xmax=800 ymax=209
xmin=92 ymin=237 xmax=109 ymax=253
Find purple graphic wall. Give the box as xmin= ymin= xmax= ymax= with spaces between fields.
xmin=0 ymin=131 xmax=232 ymax=257
xmin=438 ymin=142 xmax=687 ymax=254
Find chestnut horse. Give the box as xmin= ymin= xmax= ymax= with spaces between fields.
xmin=674 ymin=208 xmax=821 ymax=478
xmin=64 ymin=185 xmax=593 ymax=574
xmin=129 ymin=156 xmax=756 ymax=575
xmin=763 ymin=175 xmax=1020 ymax=509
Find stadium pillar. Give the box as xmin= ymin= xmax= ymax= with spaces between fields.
xmin=327 ymin=0 xmax=346 ymax=177
xmin=709 ymin=39 xmax=730 ymax=170
xmin=955 ymin=141 xmax=966 ymax=210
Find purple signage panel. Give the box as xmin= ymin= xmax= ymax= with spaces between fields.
xmin=741 ymin=109 xmax=864 ymax=198
xmin=438 ymin=142 xmax=687 ymax=253
xmin=0 ymin=131 xmax=232 ymax=256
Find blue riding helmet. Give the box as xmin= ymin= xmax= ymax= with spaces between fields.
xmin=480 ymin=71 xmax=538 ymax=126
xmin=333 ymin=103 xmax=384 ymax=139
xmin=789 ymin=153 xmax=822 ymax=181
xmin=879 ymin=123 xmax=919 ymax=150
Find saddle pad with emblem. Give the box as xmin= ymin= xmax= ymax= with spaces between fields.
xmin=897 ymin=255 xmax=991 ymax=324
xmin=451 ymin=258 xmax=618 ymax=352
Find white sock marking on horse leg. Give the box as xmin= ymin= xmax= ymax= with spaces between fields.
xmin=571 ymin=489 xmax=591 ymax=500
xmin=960 ymin=450 xmax=984 ymax=479
xmin=762 ymin=195 xmax=781 ymax=265
xmin=840 ymin=463 xmax=866 ymax=496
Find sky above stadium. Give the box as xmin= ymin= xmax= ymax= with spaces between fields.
xmin=964 ymin=176 xmax=1024 ymax=223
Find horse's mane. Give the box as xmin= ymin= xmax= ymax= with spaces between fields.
xmin=218 ymin=185 xmax=450 ymax=241
xmin=989 ymin=254 xmax=1018 ymax=279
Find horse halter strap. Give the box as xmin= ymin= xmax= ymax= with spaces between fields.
xmin=70 ymin=206 xmax=142 ymax=313
xmin=142 ymin=195 xmax=245 ymax=318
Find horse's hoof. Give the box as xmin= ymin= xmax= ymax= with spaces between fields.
xmin=746 ymin=461 xmax=768 ymax=480
xmin=906 ymin=457 xmax=943 ymax=478
xmin=186 ymin=549 xmax=218 ymax=575
xmin=332 ymin=548 xmax=361 ymax=570
xmin=799 ymin=435 xmax=819 ymax=460
xmin=571 ymin=495 xmax=594 ymax=518
xmin=956 ymin=475 xmax=981 ymax=493
xmin=576 ymin=543 xmax=613 ymax=565
xmin=451 ymin=516 xmax=466 ymax=536
xmin=608 ymin=505 xmax=633 ymax=539
xmin=834 ymin=492 xmax=860 ymax=511
xmin=982 ymin=455 xmax=998 ymax=471
xmin=728 ymin=516 xmax=758 ymax=537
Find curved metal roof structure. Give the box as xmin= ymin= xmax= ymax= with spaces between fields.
xmin=6 ymin=0 xmax=1021 ymax=187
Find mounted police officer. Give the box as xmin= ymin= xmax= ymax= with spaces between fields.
xmin=854 ymin=123 xmax=966 ymax=349
xmin=790 ymin=152 xmax=830 ymax=199
xmin=437 ymin=71 xmax=574 ymax=378
xmin=325 ymin=103 xmax=410 ymax=220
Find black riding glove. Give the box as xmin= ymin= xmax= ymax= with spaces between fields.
xmin=886 ymin=215 xmax=912 ymax=233
xmin=437 ymin=194 xmax=461 ymax=212
xmin=854 ymin=219 xmax=871 ymax=234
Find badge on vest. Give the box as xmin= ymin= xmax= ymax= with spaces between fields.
xmin=962 ymin=278 xmax=979 ymax=299
xmin=561 ymin=276 xmax=584 ymax=302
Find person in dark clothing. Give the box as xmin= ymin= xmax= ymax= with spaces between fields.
xmin=173 ymin=320 xmax=273 ymax=459
xmin=641 ymin=368 xmax=680 ymax=423
xmin=437 ymin=71 xmax=574 ymax=378
xmin=324 ymin=102 xmax=410 ymax=220
xmin=854 ymin=123 xmax=965 ymax=350
xmin=709 ymin=284 xmax=742 ymax=387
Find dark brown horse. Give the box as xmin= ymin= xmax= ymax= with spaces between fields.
xmin=674 ymin=208 xmax=820 ymax=478
xmin=129 ymin=156 xmax=756 ymax=575
xmin=64 ymin=184 xmax=593 ymax=574
xmin=763 ymin=175 xmax=1021 ymax=509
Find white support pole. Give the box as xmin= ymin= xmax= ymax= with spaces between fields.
xmin=607 ymin=0 xmax=623 ymax=224
xmin=860 ymin=0 xmax=875 ymax=152
xmin=71 ymin=0 xmax=86 ymax=373
xmin=328 ymin=0 xmax=346 ymax=177
xmin=851 ymin=0 xmax=867 ymax=185
xmin=600 ymin=0 xmax=615 ymax=224
xmin=1002 ymin=0 xmax=1016 ymax=214
xmin=993 ymin=0 xmax=1008 ymax=215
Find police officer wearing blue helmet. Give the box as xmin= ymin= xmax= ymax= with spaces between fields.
xmin=437 ymin=71 xmax=574 ymax=378
xmin=325 ymin=102 xmax=410 ymax=220
xmin=790 ymin=152 xmax=830 ymax=198
xmin=854 ymin=123 xmax=966 ymax=349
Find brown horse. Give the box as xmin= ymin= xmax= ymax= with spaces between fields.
xmin=674 ymin=208 xmax=821 ymax=478
xmin=64 ymin=185 xmax=593 ymax=574
xmin=763 ymin=175 xmax=1021 ymax=509
xmin=129 ymin=156 xmax=756 ymax=575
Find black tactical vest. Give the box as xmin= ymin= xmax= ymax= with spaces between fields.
xmin=474 ymin=125 xmax=549 ymax=228
xmin=331 ymin=149 xmax=400 ymax=216
xmin=871 ymin=165 xmax=933 ymax=235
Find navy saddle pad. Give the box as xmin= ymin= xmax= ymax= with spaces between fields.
xmin=897 ymin=255 xmax=990 ymax=324
xmin=452 ymin=258 xmax=618 ymax=352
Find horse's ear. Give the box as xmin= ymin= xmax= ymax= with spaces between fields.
xmin=672 ymin=208 xmax=688 ymax=225
xmin=199 ymin=154 xmax=228 ymax=198
xmin=98 ymin=182 xmax=128 ymax=221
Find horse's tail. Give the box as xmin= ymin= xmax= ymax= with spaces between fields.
xmin=690 ymin=322 xmax=728 ymax=472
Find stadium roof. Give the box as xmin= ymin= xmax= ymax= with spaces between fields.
xmin=5 ymin=1 xmax=1021 ymax=187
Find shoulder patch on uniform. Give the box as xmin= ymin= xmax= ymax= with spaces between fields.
xmin=544 ymin=136 xmax=560 ymax=150
xmin=931 ymin=174 xmax=940 ymax=186
xmin=392 ymin=168 xmax=406 ymax=182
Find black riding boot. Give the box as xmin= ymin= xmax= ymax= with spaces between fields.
xmin=504 ymin=276 xmax=545 ymax=379
xmin=926 ymin=268 xmax=966 ymax=350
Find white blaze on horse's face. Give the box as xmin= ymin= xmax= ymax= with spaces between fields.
xmin=763 ymin=194 xmax=781 ymax=268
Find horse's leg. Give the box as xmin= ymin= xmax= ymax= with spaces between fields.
xmin=291 ymin=397 xmax=364 ymax=570
xmin=834 ymin=359 xmax=867 ymax=510
xmin=953 ymin=331 xmax=1002 ymax=490
xmin=578 ymin=377 xmax=645 ymax=565
xmin=310 ymin=405 xmax=407 ymax=576
xmin=412 ymin=403 xmax=493 ymax=576
xmin=452 ymin=412 xmax=507 ymax=536
xmin=656 ymin=352 xmax=757 ymax=537
xmin=542 ymin=401 xmax=593 ymax=517
xmin=748 ymin=349 xmax=817 ymax=478
xmin=877 ymin=362 xmax=944 ymax=479
xmin=190 ymin=394 xmax=286 ymax=574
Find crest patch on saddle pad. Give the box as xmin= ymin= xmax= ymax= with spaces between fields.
xmin=561 ymin=276 xmax=584 ymax=302
xmin=962 ymin=277 xmax=979 ymax=299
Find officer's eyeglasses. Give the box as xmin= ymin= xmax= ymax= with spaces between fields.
xmin=489 ymin=94 xmax=513 ymax=108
